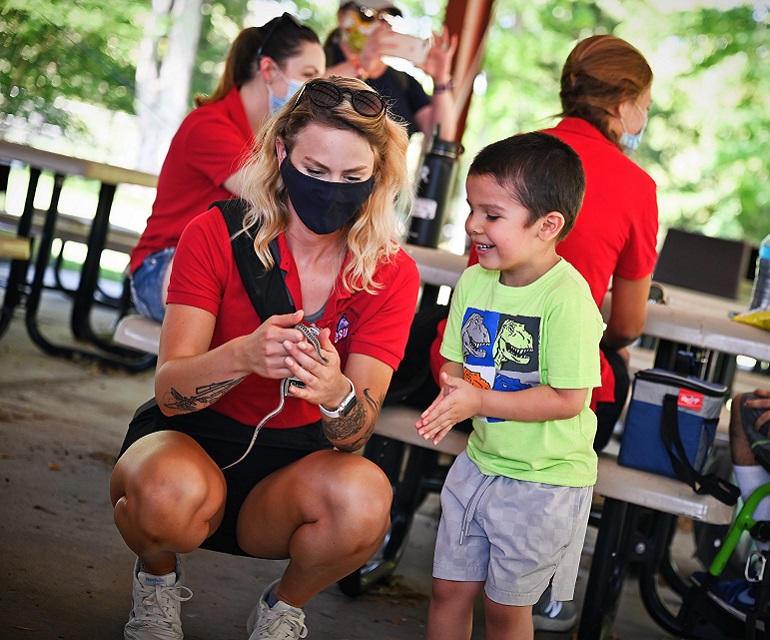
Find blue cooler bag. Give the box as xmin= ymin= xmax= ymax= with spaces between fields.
xmin=618 ymin=368 xmax=738 ymax=505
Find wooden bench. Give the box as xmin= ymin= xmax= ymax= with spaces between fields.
xmin=0 ymin=209 xmax=140 ymax=256
xmin=0 ymin=230 xmax=30 ymax=260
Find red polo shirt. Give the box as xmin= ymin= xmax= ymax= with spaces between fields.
xmin=168 ymin=206 xmax=421 ymax=428
xmin=130 ymin=87 xmax=254 ymax=273
xmin=545 ymin=118 xmax=659 ymax=307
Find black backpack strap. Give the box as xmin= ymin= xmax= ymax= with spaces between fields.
xmin=213 ymin=198 xmax=295 ymax=320
xmin=660 ymin=394 xmax=740 ymax=506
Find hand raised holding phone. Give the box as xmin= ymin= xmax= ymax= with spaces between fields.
xmin=379 ymin=30 xmax=431 ymax=65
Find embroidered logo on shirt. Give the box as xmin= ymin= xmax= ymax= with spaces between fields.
xmin=335 ymin=314 xmax=350 ymax=343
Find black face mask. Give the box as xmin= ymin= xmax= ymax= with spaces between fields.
xmin=280 ymin=157 xmax=375 ymax=235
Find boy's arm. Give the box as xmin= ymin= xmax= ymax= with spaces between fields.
xmin=417 ymin=360 xmax=589 ymax=444
xmin=478 ymin=385 xmax=588 ymax=422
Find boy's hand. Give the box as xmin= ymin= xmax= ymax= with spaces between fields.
xmin=415 ymin=371 xmax=480 ymax=445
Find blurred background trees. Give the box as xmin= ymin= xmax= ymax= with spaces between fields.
xmin=1 ymin=0 xmax=767 ymax=248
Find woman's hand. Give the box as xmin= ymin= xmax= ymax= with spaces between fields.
xmin=415 ymin=370 xmax=480 ymax=445
xmin=238 ymin=310 xmax=307 ymax=380
xmin=339 ymin=24 xmax=388 ymax=79
xmin=281 ymin=326 xmax=350 ymax=409
xmin=421 ymin=26 xmax=457 ymax=83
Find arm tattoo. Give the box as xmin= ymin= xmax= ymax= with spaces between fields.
xmin=324 ymin=388 xmax=382 ymax=452
xmin=163 ymin=377 xmax=245 ymax=412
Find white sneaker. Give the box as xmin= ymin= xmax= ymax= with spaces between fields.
xmin=246 ymin=579 xmax=309 ymax=639
xmin=124 ymin=558 xmax=193 ymax=640
xmin=532 ymin=586 xmax=577 ymax=633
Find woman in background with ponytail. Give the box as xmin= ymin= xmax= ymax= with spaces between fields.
xmin=129 ymin=14 xmax=324 ymax=323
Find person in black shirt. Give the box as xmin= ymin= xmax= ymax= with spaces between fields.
xmin=325 ymin=0 xmax=458 ymax=140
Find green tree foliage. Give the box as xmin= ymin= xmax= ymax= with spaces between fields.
xmin=662 ymin=6 xmax=770 ymax=242
xmin=454 ymin=0 xmax=769 ymax=245
xmin=0 ymin=0 xmax=144 ymax=135
xmin=1 ymin=0 xmax=767 ymax=243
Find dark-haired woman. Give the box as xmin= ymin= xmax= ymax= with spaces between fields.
xmin=129 ymin=14 xmax=324 ymax=322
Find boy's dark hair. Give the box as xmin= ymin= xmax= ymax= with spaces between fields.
xmin=468 ymin=132 xmax=585 ymax=240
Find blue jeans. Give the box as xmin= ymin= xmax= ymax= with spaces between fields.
xmin=130 ymin=247 xmax=175 ymax=322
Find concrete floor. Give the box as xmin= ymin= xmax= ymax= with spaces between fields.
xmin=0 ymin=283 xmax=732 ymax=640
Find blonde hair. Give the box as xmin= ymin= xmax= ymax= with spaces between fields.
xmin=239 ymin=75 xmax=411 ymax=294
xmin=560 ymin=35 xmax=653 ymax=149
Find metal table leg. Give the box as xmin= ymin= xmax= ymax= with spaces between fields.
xmin=0 ymin=167 xmax=40 ymax=338
xmin=22 ymin=175 xmax=153 ymax=371
xmin=578 ymin=497 xmax=638 ymax=639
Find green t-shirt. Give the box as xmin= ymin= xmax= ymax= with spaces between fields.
xmin=440 ymin=260 xmax=603 ymax=487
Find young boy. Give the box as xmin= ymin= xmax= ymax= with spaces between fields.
xmin=416 ymin=131 xmax=603 ymax=639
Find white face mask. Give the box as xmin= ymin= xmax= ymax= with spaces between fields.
xmin=267 ymin=65 xmax=304 ymax=114
xmin=620 ymin=103 xmax=648 ymax=154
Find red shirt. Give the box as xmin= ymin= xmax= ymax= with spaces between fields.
xmin=545 ymin=118 xmax=659 ymax=307
xmin=129 ymin=88 xmax=254 ymax=273
xmin=168 ymin=206 xmax=421 ymax=428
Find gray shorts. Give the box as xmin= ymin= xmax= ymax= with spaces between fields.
xmin=433 ymin=451 xmax=592 ymax=606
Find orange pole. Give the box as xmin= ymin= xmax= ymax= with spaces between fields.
xmin=444 ymin=0 xmax=494 ymax=141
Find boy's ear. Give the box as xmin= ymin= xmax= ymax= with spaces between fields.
xmin=538 ymin=211 xmax=565 ymax=241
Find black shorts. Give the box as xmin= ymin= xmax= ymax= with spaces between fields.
xmin=119 ymin=399 xmax=333 ymax=556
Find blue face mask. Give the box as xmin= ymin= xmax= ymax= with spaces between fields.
xmin=620 ymin=103 xmax=648 ymax=154
xmin=267 ymin=66 xmax=304 ymax=114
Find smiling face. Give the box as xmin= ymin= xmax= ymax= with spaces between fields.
xmin=464 ymin=173 xmax=563 ymax=286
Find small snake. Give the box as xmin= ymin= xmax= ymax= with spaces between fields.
xmin=221 ymin=324 xmax=327 ymax=470
xmin=288 ymin=324 xmax=329 ymax=390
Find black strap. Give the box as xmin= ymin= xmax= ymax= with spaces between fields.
xmin=660 ymin=394 xmax=740 ymax=506
xmin=213 ymin=198 xmax=295 ymax=320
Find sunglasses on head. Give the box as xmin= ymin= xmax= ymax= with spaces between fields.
xmin=342 ymin=2 xmax=399 ymax=22
xmin=292 ymin=80 xmax=387 ymax=118
xmin=357 ymin=5 xmax=399 ymax=22
xmin=256 ymin=12 xmax=304 ymax=61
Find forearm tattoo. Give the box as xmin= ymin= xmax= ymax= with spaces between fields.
xmin=324 ymin=388 xmax=382 ymax=452
xmin=163 ymin=377 xmax=245 ymax=412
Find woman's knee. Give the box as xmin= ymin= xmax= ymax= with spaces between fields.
xmin=112 ymin=434 xmax=226 ymax=540
xmin=314 ymin=453 xmax=392 ymax=532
